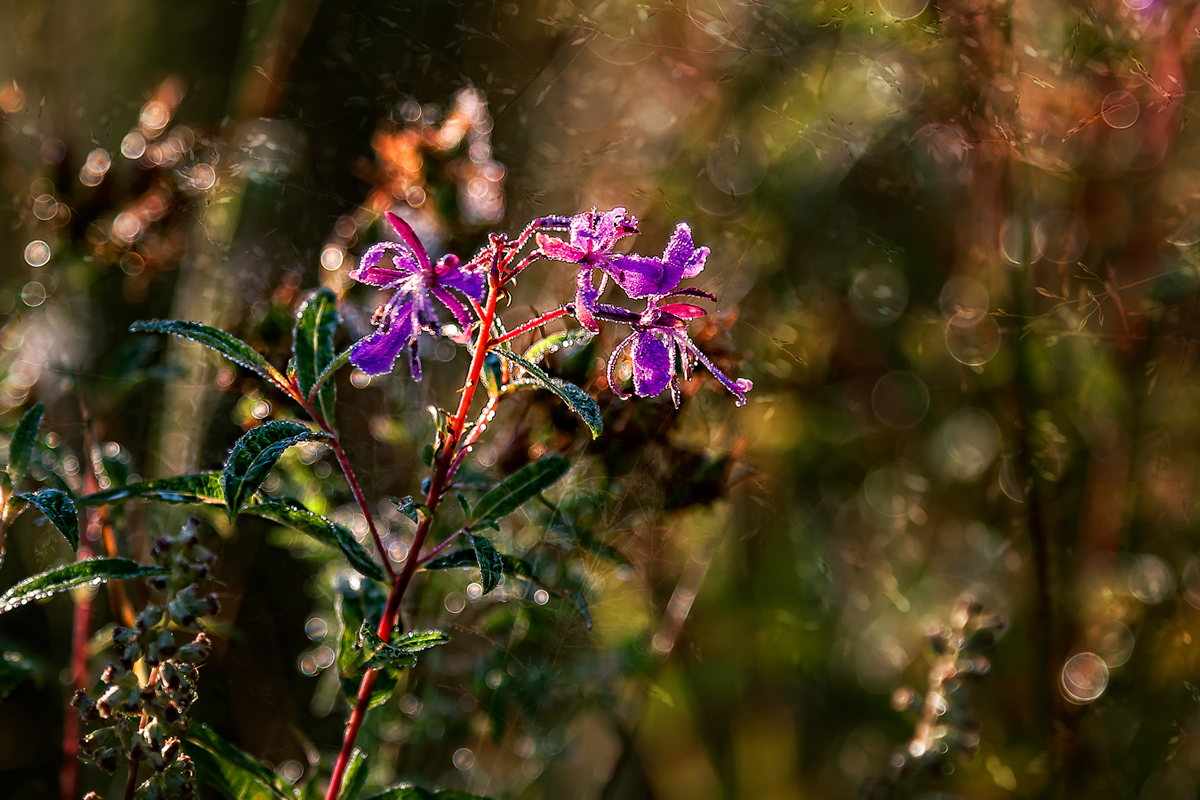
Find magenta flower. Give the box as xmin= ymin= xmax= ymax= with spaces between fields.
xmin=349 ymin=212 xmax=484 ymax=379
xmin=536 ymin=207 xmax=639 ymax=331
xmin=603 ymin=222 xmax=710 ymax=300
xmin=597 ymin=295 xmax=753 ymax=407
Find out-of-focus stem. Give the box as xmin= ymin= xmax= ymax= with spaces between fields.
xmin=324 ymin=263 xmax=502 ymax=800
xmin=446 ymin=394 xmax=500 ymax=485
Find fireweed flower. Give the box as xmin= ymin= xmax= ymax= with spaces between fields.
xmin=592 ymin=222 xmax=751 ymax=406
xmin=536 ymin=206 xmax=639 ymax=330
xmin=349 ymin=212 xmax=484 ymax=380
xmin=597 ymin=295 xmax=753 ymax=407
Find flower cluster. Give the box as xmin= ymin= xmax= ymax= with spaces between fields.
xmin=71 ymin=517 xmax=219 ymax=800
xmin=349 ymin=206 xmax=752 ymax=406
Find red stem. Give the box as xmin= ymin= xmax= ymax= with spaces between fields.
xmin=324 ymin=265 xmax=502 ymax=800
xmin=326 ymin=434 xmax=397 ymax=582
xmin=490 ymin=306 xmax=570 ymax=348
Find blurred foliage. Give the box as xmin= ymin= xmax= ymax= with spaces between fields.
xmin=4 ymin=1 xmax=1200 ymax=800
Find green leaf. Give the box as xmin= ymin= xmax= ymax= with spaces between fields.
xmin=0 ymin=558 xmax=169 ymax=615
xmin=357 ymin=622 xmax=449 ymax=671
xmin=14 ymin=489 xmax=79 ymax=550
xmin=293 ymin=288 xmax=339 ymax=424
xmin=470 ymin=456 xmax=570 ymax=528
xmin=6 ymin=402 xmax=43 ymax=489
xmin=131 ymin=320 xmax=289 ymax=392
xmin=494 ymin=350 xmax=602 ymax=438
xmin=78 ymin=472 xmax=226 ymax=507
xmin=243 ymin=499 xmax=385 ymax=582
xmin=338 ymin=750 xmax=368 ymax=800
xmin=336 ymin=579 xmax=397 ymax=709
xmin=223 ymin=421 xmax=329 ymax=515
xmin=469 ymin=535 xmax=503 ymax=594
xmin=455 ymin=493 xmax=471 ymax=519
xmin=361 ymin=786 xmax=494 ymax=800
xmin=423 ymin=548 xmax=534 ymax=579
xmin=393 ymin=496 xmax=429 ymax=525
xmin=523 ymin=328 xmax=596 ymax=365
xmin=185 ymin=723 xmax=296 ymax=800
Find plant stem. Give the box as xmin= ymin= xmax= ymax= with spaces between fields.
xmin=123 ymin=753 xmax=141 ymax=800
xmin=490 ymin=306 xmax=570 ymax=347
xmin=324 ymin=265 xmax=502 ymax=800
xmin=324 ymin=434 xmax=396 ymax=581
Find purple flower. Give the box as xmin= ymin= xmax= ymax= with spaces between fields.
xmin=597 ymin=294 xmax=753 ymax=408
xmin=604 ymin=222 xmax=710 ymax=299
xmin=536 ymin=207 xmax=639 ymax=331
xmin=349 ymin=212 xmax=485 ymax=380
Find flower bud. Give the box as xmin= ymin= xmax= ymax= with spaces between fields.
xmin=176 ymin=632 xmax=212 ymax=664
xmin=137 ymin=605 xmax=165 ymax=632
xmin=146 ymin=629 xmax=178 ymax=666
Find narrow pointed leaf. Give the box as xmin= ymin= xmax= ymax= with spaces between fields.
xmin=6 ymin=402 xmax=43 ymax=488
xmin=243 ymin=499 xmax=385 ymax=582
xmin=423 ymin=548 xmax=534 ymax=579
xmin=362 ymin=786 xmax=495 ymax=800
xmin=336 ymin=579 xmax=397 ymax=708
xmin=494 ymin=350 xmax=602 ymax=438
xmin=393 ymin=496 xmax=429 ymax=524
xmin=223 ymin=421 xmax=330 ymax=515
xmin=470 ymin=456 xmax=570 ymax=528
xmin=185 ymin=723 xmax=296 ymax=800
xmin=469 ymin=535 xmax=504 ymax=594
xmin=131 ymin=320 xmax=289 ymax=391
xmin=357 ymin=622 xmax=449 ymax=671
xmin=293 ymin=288 xmax=339 ymax=424
xmin=78 ymin=472 xmax=226 ymax=507
xmin=0 ymin=558 xmax=168 ymax=615
xmin=523 ymin=328 xmax=596 ymax=365
xmin=338 ymin=750 xmax=368 ymax=800
xmin=14 ymin=489 xmax=79 ymax=550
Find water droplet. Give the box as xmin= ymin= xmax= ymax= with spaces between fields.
xmin=453 ymin=748 xmax=475 ymax=770
xmin=24 ymin=240 xmax=50 ymax=267
xmin=534 ymin=589 xmax=549 ymax=605
xmin=1102 ymin=90 xmax=1139 ymax=129
xmin=1060 ymin=652 xmax=1108 ymax=703
xmin=850 ymin=265 xmax=908 ymax=326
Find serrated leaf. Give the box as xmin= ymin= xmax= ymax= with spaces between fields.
xmin=243 ymin=499 xmax=385 ymax=582
xmin=470 ymin=456 xmax=570 ymax=528
xmin=362 ymin=787 xmax=495 ymax=800
xmin=6 ymin=402 xmax=43 ymax=489
xmin=223 ymin=421 xmax=329 ymax=515
xmin=338 ymin=750 xmax=368 ymax=800
xmin=0 ymin=558 xmax=169 ymax=615
xmin=293 ymin=288 xmax=339 ymax=424
xmin=131 ymin=320 xmax=289 ymax=392
xmin=523 ymin=328 xmax=596 ymax=364
xmin=185 ymin=723 xmax=296 ymax=800
xmin=78 ymin=472 xmax=226 ymax=507
xmin=469 ymin=534 xmax=503 ymax=594
xmin=494 ymin=350 xmax=602 ymax=438
xmin=423 ymin=548 xmax=534 ymax=579
xmin=14 ymin=489 xmax=78 ymax=550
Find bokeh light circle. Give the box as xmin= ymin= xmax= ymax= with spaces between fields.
xmin=1102 ymin=90 xmax=1139 ymax=129
xmin=871 ymin=371 xmax=930 ymax=429
xmin=850 ymin=265 xmax=908 ymax=326
xmin=1060 ymin=652 xmax=1109 ymax=704
xmin=946 ymin=314 xmax=1001 ymax=366
xmin=23 ymin=240 xmax=51 ymax=267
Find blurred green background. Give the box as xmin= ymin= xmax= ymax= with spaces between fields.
xmin=4 ymin=0 xmax=1200 ymax=798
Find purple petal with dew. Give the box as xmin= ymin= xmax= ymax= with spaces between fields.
xmin=430 ymin=285 xmax=475 ymax=341
xmin=352 ymin=242 xmax=419 ymax=286
xmin=678 ymin=335 xmax=752 ymax=407
xmin=569 ymin=210 xmax=597 ymax=247
xmin=662 ymin=223 xmax=709 ymax=280
xmin=351 ymin=303 xmax=418 ymax=376
xmin=606 ymin=253 xmax=674 ymax=298
xmin=593 ymin=207 xmax=630 ymax=250
xmin=574 ymin=268 xmax=601 ymax=332
xmin=592 ymin=303 xmax=640 ymax=325
xmin=631 ymin=331 xmax=672 ymax=398
xmin=606 ymin=332 xmax=638 ymax=399
xmin=438 ymin=266 xmax=486 ymax=302
xmin=531 ymin=215 xmax=573 ymax=230
xmin=385 ymin=211 xmax=431 ymax=271
xmin=537 ymin=233 xmax=588 ymax=264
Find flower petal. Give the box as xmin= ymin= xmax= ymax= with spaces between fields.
xmin=429 ymin=285 xmax=475 ymax=341
xmin=659 ymin=302 xmax=707 ymax=320
xmin=631 ymin=331 xmax=672 ymax=398
xmin=438 ymin=265 xmax=486 ymax=303
xmin=574 ymin=268 xmax=601 ymax=332
xmin=662 ymin=222 xmax=709 ymax=280
xmin=537 ymin=233 xmax=588 ymax=264
xmin=385 ymin=211 xmax=431 ymax=271
xmin=351 ymin=301 xmax=418 ymax=376
xmin=606 ymin=253 xmax=672 ymax=298
xmin=351 ymin=241 xmax=419 ymax=286
xmin=606 ymin=332 xmax=638 ymax=400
